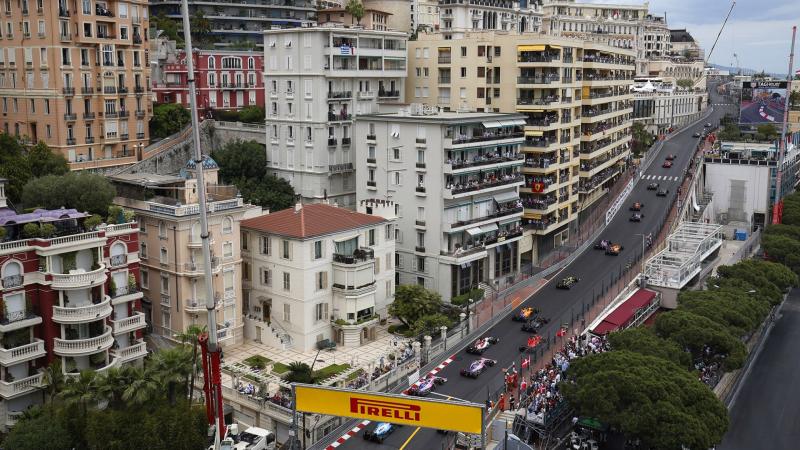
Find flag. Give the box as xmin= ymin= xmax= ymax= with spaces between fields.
xmin=522 ymin=356 xmax=530 ymax=369
xmin=556 ymin=326 xmax=567 ymax=337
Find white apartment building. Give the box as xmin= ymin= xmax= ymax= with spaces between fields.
xmin=262 ymin=26 xmax=408 ymax=208
xmin=632 ymin=78 xmax=707 ymax=134
xmin=356 ymin=108 xmax=526 ymax=301
xmin=439 ymin=0 xmax=543 ymax=37
xmin=241 ymin=202 xmax=396 ymax=352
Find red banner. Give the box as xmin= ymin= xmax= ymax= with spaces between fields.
xmin=532 ymin=182 xmax=545 ymax=193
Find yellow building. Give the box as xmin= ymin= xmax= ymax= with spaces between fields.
xmin=407 ymin=32 xmax=634 ymax=264
xmin=0 ymin=0 xmax=152 ymax=170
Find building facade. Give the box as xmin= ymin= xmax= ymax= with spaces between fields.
xmin=0 ymin=0 xmax=151 ymax=170
xmin=355 ymin=110 xmax=526 ymax=301
xmin=406 ymin=33 xmax=634 ymax=264
xmin=262 ymin=26 xmax=408 ymax=207
xmin=148 ymin=0 xmax=316 ymax=46
xmin=241 ymin=201 xmax=395 ymax=352
xmin=111 ymin=157 xmax=260 ymax=347
xmin=0 ymin=180 xmax=146 ymax=429
xmin=632 ymin=78 xmax=707 ymax=135
xmin=439 ymin=0 xmax=543 ymax=37
xmin=151 ymin=40 xmax=265 ymax=111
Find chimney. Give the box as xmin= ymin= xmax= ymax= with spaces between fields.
xmin=294 ymin=202 xmax=303 ymax=213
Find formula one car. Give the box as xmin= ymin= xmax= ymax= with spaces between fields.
xmin=656 ymin=188 xmax=669 ymax=197
xmin=705 ymin=122 xmax=712 ymax=128
xmin=512 ymin=307 xmax=540 ymax=322
xmin=460 ymin=358 xmax=497 ymax=378
xmin=629 ymin=202 xmax=644 ymax=211
xmin=521 ymin=316 xmax=549 ymax=332
xmin=364 ymin=422 xmax=398 ymax=443
xmin=466 ymin=336 xmax=500 ymax=354
xmin=407 ymin=375 xmax=447 ymax=396
xmin=662 ymin=160 xmax=673 ymax=168
xmin=556 ymin=276 xmax=580 ymax=289
xmin=647 ymin=182 xmax=659 ymax=191
xmin=629 ymin=213 xmax=644 ymax=222
xmin=605 ymin=242 xmax=623 ymax=255
xmin=594 ymin=239 xmax=610 ymax=250
xmin=666 ymin=154 xmax=676 ymax=160
xmin=692 ymin=131 xmax=701 ymax=138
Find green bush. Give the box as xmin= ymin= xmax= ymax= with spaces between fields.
xmin=243 ymin=355 xmax=271 ymax=370
xmin=22 ymin=223 xmax=40 ymax=238
xmin=451 ymin=288 xmax=484 ymax=306
xmin=238 ymin=106 xmax=265 ymax=124
xmin=0 ymin=226 xmax=6 ymax=241
xmin=107 ymin=205 xmax=123 ymax=224
xmin=40 ymin=223 xmax=56 ymax=238
xmin=84 ymin=215 xmax=103 ymax=230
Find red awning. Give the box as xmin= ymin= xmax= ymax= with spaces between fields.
xmin=592 ymin=289 xmax=657 ymax=335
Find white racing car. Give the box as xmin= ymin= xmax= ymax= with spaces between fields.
xmin=466 ymin=336 xmax=500 ymax=354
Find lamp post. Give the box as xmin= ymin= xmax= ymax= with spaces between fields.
xmin=635 ymin=233 xmax=647 ymax=288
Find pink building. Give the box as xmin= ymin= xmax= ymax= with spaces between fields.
xmin=152 ymin=44 xmax=265 ymax=112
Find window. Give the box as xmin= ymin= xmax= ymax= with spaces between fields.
xmin=314 ymin=302 xmax=328 ymax=321
xmin=160 ymin=247 xmax=168 ymax=264
xmin=313 ymin=240 xmax=323 ymax=259
xmin=241 ymin=232 xmax=248 ymax=250
xmin=392 ymin=147 xmax=401 ymax=160
xmin=460 ymin=67 xmax=467 ymax=77
xmin=141 ymin=270 xmax=149 ymax=289
xmin=222 ymin=217 xmax=232 ymax=234
xmin=417 ymin=231 xmax=425 ymax=248
xmin=368 ymin=229 xmax=375 ymax=246
xmin=260 ymin=236 xmax=271 ymax=255
xmin=393 ymin=172 xmax=401 ymax=186
xmin=461 ymin=46 xmax=467 ymax=57
xmin=282 ymin=272 xmax=290 ymax=291
xmin=417 ymin=256 xmax=426 ymax=272
xmin=158 ymin=221 xmax=166 ymax=238
xmin=160 ymin=274 xmax=169 ymax=294
xmin=262 ymin=269 xmax=272 ymax=286
xmin=316 ymin=272 xmax=328 ymax=291
xmin=281 ymin=240 xmax=290 ymax=259
xmin=385 ymin=224 xmax=393 ymax=240
xmin=283 ymin=303 xmax=291 ymax=322
xmin=223 ymin=242 xmax=233 ymax=258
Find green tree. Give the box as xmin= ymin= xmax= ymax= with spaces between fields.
xmin=151 ymin=346 xmax=193 ymax=405
xmin=345 ymin=0 xmax=365 ymax=25
xmin=22 ymin=172 xmax=116 ymax=215
xmin=190 ymin=10 xmax=211 ymax=44
xmin=762 ymin=234 xmax=800 ymax=273
xmin=286 ymin=362 xmax=314 ymax=384
xmin=1 ymin=409 xmax=73 ymax=450
xmin=389 ymin=284 xmax=445 ymax=328
xmin=561 ymin=351 xmax=728 ymax=450
xmin=411 ymin=313 xmax=452 ymax=336
xmin=756 ymin=124 xmax=778 ymax=140
xmin=153 ymin=13 xmax=182 ymax=43
xmin=655 ymin=310 xmax=746 ymax=370
xmin=95 ymin=366 xmax=136 ymax=410
xmin=122 ymin=366 xmax=164 ymax=405
xmin=59 ymin=370 xmax=99 ymax=419
xmin=790 ymin=90 xmax=800 ymax=109
xmin=176 ymin=324 xmax=206 ymax=406
xmin=676 ymin=78 xmax=694 ymax=89
xmin=607 ymin=327 xmax=691 ymax=368
xmin=677 ymin=289 xmax=769 ymax=337
xmin=27 ymin=141 xmax=69 ymax=178
xmin=149 ymin=103 xmax=191 ymax=139
xmin=42 ymin=360 xmax=66 ymax=408
xmin=717 ymin=123 xmax=742 ymax=140
xmin=631 ymin=121 xmax=654 ymax=156
xmin=238 ymin=106 xmax=265 ymax=123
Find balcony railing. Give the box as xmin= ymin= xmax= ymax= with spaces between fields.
xmin=134 ymin=86 xmax=144 ymax=93
xmin=378 ymin=90 xmax=400 ymax=99
xmin=81 ymin=87 xmax=94 ymax=95
xmin=328 ymin=112 xmax=352 ymax=122
xmin=415 ymin=186 xmax=426 ymax=193
xmin=327 ymin=138 xmax=338 ymax=147
xmin=448 ymin=175 xmax=524 ymax=195
xmin=111 ymin=312 xmax=146 ymax=335
xmin=328 ymin=91 xmax=352 ymax=100
xmin=1 ymin=274 xmax=22 ymax=289
xmin=328 ymin=163 xmax=353 ymax=174
xmin=449 ymin=206 xmax=523 ymax=229
xmin=450 ymin=132 xmax=524 ymax=145
xmin=52 ymin=296 xmax=112 ymax=323
xmin=118 ymin=110 xmax=130 ymax=118
xmin=517 ymin=75 xmax=560 ymax=84
xmin=332 ymin=248 xmax=374 ymax=265
xmin=63 ymin=113 xmax=77 ymax=121
xmin=367 ymin=134 xmax=376 ymax=141
xmin=62 ymin=87 xmax=75 ymax=95
xmin=53 ymin=326 xmax=114 ymax=356
xmin=110 ymin=254 xmax=128 ymax=266
xmin=341 ymin=137 xmax=352 ymax=146
xmin=66 ymin=138 xmax=76 ymax=145
xmin=448 ymin=154 xmax=524 ymax=171
xmin=85 ymin=137 xmax=95 ymax=144
xmin=50 ymin=266 xmax=106 ymax=289
xmin=112 ymin=285 xmax=140 ymax=299
xmin=0 ymin=339 xmax=45 ymax=366
xmin=111 ymin=341 xmax=147 ymax=364
xmin=135 ymin=110 xmax=145 ymax=118
xmin=0 ymin=373 xmax=44 ymax=398
xmin=136 ymin=132 xmax=145 ymax=139
xmin=83 ymin=112 xmax=95 ymax=120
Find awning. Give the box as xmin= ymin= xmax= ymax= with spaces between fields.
xmin=525 ymin=130 xmax=544 ymax=136
xmin=333 ymin=234 xmax=359 ymax=242
xmin=497 ymin=120 xmax=517 ymax=127
xmin=528 ymin=213 xmax=542 ymax=220
xmin=494 ymin=191 xmax=520 ymax=203
xmin=482 ymin=121 xmax=502 ymax=129
xmin=518 ymin=108 xmax=544 ymax=113
xmin=438 ymin=47 xmax=451 ymax=50
xmin=481 ymin=223 xmax=499 ymax=233
xmin=510 ymin=119 xmax=527 ymax=126
xmin=466 ymin=227 xmax=483 ymax=236
xmin=546 ymin=45 xmax=562 ymax=50
xmin=518 ymin=45 xmax=546 ymax=52
xmin=499 ymin=217 xmax=521 ymax=225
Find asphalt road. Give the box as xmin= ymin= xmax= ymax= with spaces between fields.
xmin=718 ymin=289 xmax=800 ymax=450
xmin=335 ymin=90 xmax=736 ymax=450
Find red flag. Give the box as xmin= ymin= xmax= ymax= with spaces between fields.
xmin=522 ymin=356 xmax=530 ymax=369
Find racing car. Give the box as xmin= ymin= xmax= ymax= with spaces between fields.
xmin=521 ymin=316 xmax=549 ymax=332
xmin=705 ymin=122 xmax=712 ymax=128
xmin=656 ymin=188 xmax=669 ymax=197
xmin=406 ymin=375 xmax=447 ymax=396
xmin=647 ymin=182 xmax=659 ymax=191
xmin=511 ymin=307 xmax=539 ymax=322
xmin=692 ymin=131 xmax=701 ymax=138
xmin=662 ymin=160 xmax=673 ymax=168
xmin=665 ymin=154 xmax=676 ymax=160
xmin=364 ymin=422 xmax=398 ymax=443
xmin=460 ymin=357 xmax=497 ymax=378
xmin=629 ymin=213 xmax=644 ymax=222
xmin=466 ymin=336 xmax=500 ymax=354
xmin=629 ymin=202 xmax=644 ymax=211
xmin=605 ymin=242 xmax=623 ymax=255
xmin=556 ymin=276 xmax=580 ymax=289
xmin=594 ymin=239 xmax=610 ymax=250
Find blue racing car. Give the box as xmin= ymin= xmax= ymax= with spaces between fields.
xmin=364 ymin=422 xmax=398 ymax=443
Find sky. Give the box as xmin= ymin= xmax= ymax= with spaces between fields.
xmin=584 ymin=0 xmax=798 ymax=75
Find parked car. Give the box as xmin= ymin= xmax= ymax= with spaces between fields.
xmin=466 ymin=336 xmax=500 ymax=354
xmin=460 ymin=358 xmax=497 ymax=378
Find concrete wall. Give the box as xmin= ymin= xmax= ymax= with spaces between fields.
xmin=705 ymin=163 xmax=770 ymax=226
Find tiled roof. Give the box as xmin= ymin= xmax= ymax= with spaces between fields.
xmin=241 ymin=203 xmax=386 ymax=239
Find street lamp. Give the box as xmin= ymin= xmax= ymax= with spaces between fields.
xmin=634 ymin=233 xmax=648 ymax=288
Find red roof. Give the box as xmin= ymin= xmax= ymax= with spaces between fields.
xmin=592 ymin=289 xmax=657 ymax=335
xmin=241 ymin=203 xmax=386 ymax=239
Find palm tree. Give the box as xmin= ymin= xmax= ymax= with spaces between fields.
xmin=122 ymin=365 xmax=163 ymax=406
xmin=345 ymin=0 xmax=364 ymax=25
xmin=286 ymin=362 xmax=314 ymax=384
xmin=95 ymin=366 xmax=135 ymax=409
xmin=176 ymin=324 xmax=206 ymax=406
xmin=59 ymin=370 xmax=98 ymax=416
xmin=152 ymin=347 xmax=193 ymax=405
xmin=42 ymin=360 xmax=66 ymax=408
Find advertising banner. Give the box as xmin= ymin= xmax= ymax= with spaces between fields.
xmin=739 ymin=81 xmax=788 ymax=125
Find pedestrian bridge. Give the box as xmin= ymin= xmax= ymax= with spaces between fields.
xmin=643 ymin=221 xmax=723 ymax=289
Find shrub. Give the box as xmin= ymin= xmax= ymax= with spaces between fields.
xmin=243 ymin=355 xmax=271 ymax=370
xmin=451 ymin=288 xmax=484 ymax=306
xmin=39 ymin=223 xmax=56 ymax=238
xmin=22 ymin=223 xmax=40 ymax=238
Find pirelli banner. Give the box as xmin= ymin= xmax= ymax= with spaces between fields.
xmin=293 ymin=384 xmax=485 ymax=434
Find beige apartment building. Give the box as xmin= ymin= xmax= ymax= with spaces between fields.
xmin=0 ymin=0 xmax=151 ymax=171
xmin=407 ymin=33 xmax=634 ymax=264
xmin=111 ymin=157 xmax=261 ymax=346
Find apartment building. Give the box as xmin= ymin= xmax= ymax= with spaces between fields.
xmin=0 ymin=0 xmax=151 ymax=171
xmin=641 ymin=14 xmax=670 ymax=59
xmin=111 ymin=157 xmax=261 ymax=347
xmin=0 ymin=179 xmax=145 ymax=429
xmin=262 ymin=25 xmax=408 ymax=207
xmin=355 ymin=109 xmax=526 ymax=301
xmin=414 ymin=0 xmax=440 ymax=32
xmin=149 ymin=0 xmax=316 ymax=46
xmin=241 ymin=201 xmax=395 ymax=351
xmin=318 ymin=7 xmax=393 ymax=31
xmin=406 ymin=33 xmax=634 ymax=264
xmin=151 ymin=39 xmax=265 ymax=111
xmin=670 ymin=29 xmax=703 ymax=60
xmin=439 ymin=0 xmax=543 ymax=37
xmin=632 ymin=78 xmax=707 ymax=135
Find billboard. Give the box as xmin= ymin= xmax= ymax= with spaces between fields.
xmin=293 ymin=384 xmax=484 ymax=434
xmin=739 ymin=81 xmax=788 ymax=125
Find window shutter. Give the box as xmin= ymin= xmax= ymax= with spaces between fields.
xmin=374 ymin=257 xmax=380 ymax=275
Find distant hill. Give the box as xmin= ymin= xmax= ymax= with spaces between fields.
xmin=708 ymin=63 xmax=784 ymax=78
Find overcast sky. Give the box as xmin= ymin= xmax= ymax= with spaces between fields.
xmin=584 ymin=0 xmax=798 ymax=74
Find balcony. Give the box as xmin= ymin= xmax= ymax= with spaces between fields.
xmin=104 ymin=86 xmax=117 ymax=94
xmin=328 ymin=163 xmax=354 ymax=174
xmin=328 ymin=138 xmax=338 ymax=147
xmin=328 ymin=91 xmax=352 ymax=100
xmin=445 ymin=175 xmax=525 ymax=199
xmin=332 ymin=248 xmax=374 ymax=265
xmin=358 ymin=91 xmax=375 ymax=100
xmin=135 ymin=110 xmax=145 ymax=118
xmin=416 ymin=162 xmax=426 ymax=169
xmin=437 ymin=56 xmax=451 ymax=64
xmin=134 ymin=86 xmax=144 ymax=94
xmin=0 ymin=339 xmax=46 ymax=366
xmin=50 ymin=266 xmax=107 ymax=289
xmin=448 ymin=131 xmax=524 ymax=146
xmin=341 ymin=137 xmax=352 ymax=146
xmin=111 ymin=341 xmax=147 ymax=364
xmin=62 ymin=87 xmax=75 ymax=95
xmin=53 ymin=326 xmax=114 ymax=356
xmin=81 ymin=87 xmax=94 ymax=95
xmin=448 ymin=206 xmax=524 ymax=230
xmin=52 ymin=296 xmax=112 ymax=324
xmin=111 ymin=285 xmax=142 ymax=305
xmin=517 ymin=75 xmax=560 ymax=85
xmin=517 ymin=96 xmax=560 ymax=106
xmin=133 ymin=35 xmax=142 ymax=45
xmin=366 ymin=180 xmax=376 ymax=188
xmin=119 ymin=133 xmax=129 ymax=140
xmin=136 ymin=132 xmax=145 ymax=139
xmin=378 ymin=90 xmax=400 ymax=99
xmin=328 ymin=112 xmax=352 ymax=122
xmin=111 ymin=312 xmax=146 ymax=335
xmin=109 ymin=254 xmax=128 ymax=267
xmin=63 ymin=113 xmax=77 ymax=121
xmin=366 ymin=134 xmax=376 ymax=141
xmin=118 ymin=110 xmax=130 ymax=118
xmin=59 ymin=7 xmax=70 ymax=17
xmin=85 ymin=137 xmax=95 ymax=144
xmin=183 ymin=258 xmax=221 ymax=275
xmin=83 ymin=112 xmax=95 ymax=120
xmin=0 ymin=373 xmax=44 ymax=399
xmin=445 ymin=154 xmax=524 ymax=173
xmin=415 ymin=186 xmax=426 ymax=194
xmin=118 ymin=86 xmax=129 ymax=94
xmin=66 ymin=138 xmax=76 ymax=145
xmin=1 ymin=274 xmax=22 ymax=289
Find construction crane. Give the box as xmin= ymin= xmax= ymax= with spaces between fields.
xmin=705 ymin=1 xmax=736 ymax=66
xmin=179 ymin=0 xmax=226 ymax=447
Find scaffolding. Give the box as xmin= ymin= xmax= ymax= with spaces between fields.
xmin=644 ymin=221 xmax=723 ymax=289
